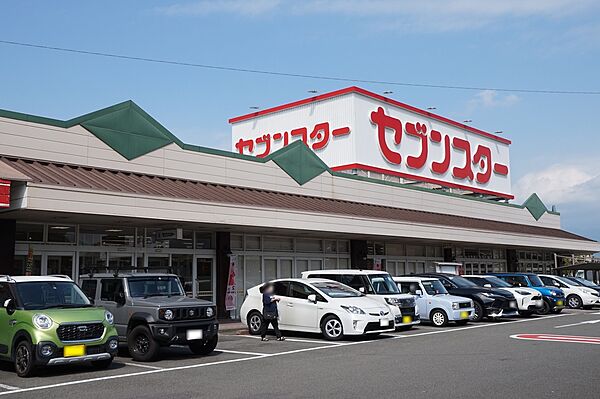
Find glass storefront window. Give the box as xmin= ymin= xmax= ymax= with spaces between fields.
xmin=47 ymin=225 xmax=76 ymax=243
xmin=146 ymin=228 xmax=193 ymax=249
xmin=386 ymin=243 xmax=405 ymax=256
xmin=295 ymin=259 xmax=309 ymax=276
xmin=196 ymin=257 xmax=214 ymax=302
xmin=231 ymin=234 xmax=243 ymax=250
xmin=172 ymin=254 xmax=193 ymax=297
xmin=245 ymin=256 xmax=262 ymax=287
xmin=264 ymin=258 xmax=277 ymax=281
xmin=324 ymin=258 xmax=337 ymax=269
xmin=47 ymin=255 xmax=74 ymax=277
xmin=324 ymin=240 xmax=337 ymax=253
xmin=338 ymin=258 xmax=349 ymax=269
xmin=79 ymin=225 xmax=136 ymax=247
xmin=296 ymin=239 xmax=322 ymax=253
xmin=406 ymin=245 xmax=425 ymax=257
xmin=338 ymin=241 xmax=349 ymax=253
xmin=245 ymin=236 xmax=261 ymax=251
xmin=195 ymin=233 xmax=213 ymax=249
xmin=79 ymin=252 xmax=106 ymax=275
xmin=279 ymin=258 xmax=293 ymax=278
xmin=15 ymin=223 xmax=44 ymax=242
xmin=147 ymin=256 xmax=169 ymax=272
xmin=263 ymin=237 xmax=294 ymax=251
xmin=13 ymin=254 xmax=41 ymax=275
xmin=108 ymin=253 xmax=133 ymax=271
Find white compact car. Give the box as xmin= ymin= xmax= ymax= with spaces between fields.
xmin=538 ymin=274 xmax=600 ymax=309
xmin=240 ymin=278 xmax=395 ymax=340
xmin=301 ymin=269 xmax=420 ymax=329
xmin=463 ymin=275 xmax=544 ymax=316
xmin=394 ymin=277 xmax=474 ymax=327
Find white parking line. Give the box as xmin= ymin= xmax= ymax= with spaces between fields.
xmin=236 ymin=335 xmax=345 ymax=345
xmin=217 ymin=349 xmax=269 ymax=356
xmin=0 ymin=312 xmax=580 ymax=396
xmin=123 ymin=362 xmax=164 ymax=370
xmin=0 ymin=385 xmax=19 ymax=391
xmin=554 ymin=319 xmax=600 ymax=329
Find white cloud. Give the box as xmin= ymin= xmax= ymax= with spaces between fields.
xmin=157 ymin=0 xmax=281 ymax=16
xmin=513 ymin=162 xmax=600 ymax=206
xmin=468 ymin=90 xmax=520 ymax=109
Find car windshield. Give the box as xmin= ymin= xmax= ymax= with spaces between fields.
xmin=481 ymin=276 xmax=512 ymax=288
xmin=128 ymin=276 xmax=184 ymax=298
xmin=368 ymin=274 xmax=400 ymax=294
xmin=311 ymin=281 xmax=362 ymax=298
xmin=570 ymin=277 xmax=597 ymax=287
xmin=527 ymin=275 xmax=544 ymax=286
xmin=15 ymin=281 xmax=91 ymax=310
xmin=421 ymin=280 xmax=448 ymax=295
xmin=556 ymin=276 xmax=576 ymax=286
xmin=447 ymin=275 xmax=478 ymax=288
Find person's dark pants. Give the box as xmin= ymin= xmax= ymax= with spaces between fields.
xmin=261 ymin=318 xmax=282 ymax=339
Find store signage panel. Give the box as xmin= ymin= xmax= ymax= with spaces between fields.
xmin=231 ymin=91 xmax=512 ymax=198
xmin=0 ymin=179 xmax=10 ymax=208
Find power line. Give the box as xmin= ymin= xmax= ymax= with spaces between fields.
xmin=1 ymin=39 xmax=600 ymax=95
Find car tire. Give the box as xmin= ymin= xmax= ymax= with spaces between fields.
xmin=472 ymin=301 xmax=485 ymax=322
xmin=128 ymin=325 xmax=160 ymax=362
xmin=247 ymin=311 xmax=263 ymax=335
xmin=189 ymin=335 xmax=218 ymax=355
xmin=567 ymin=295 xmax=583 ymax=309
xmin=91 ymin=357 xmax=114 ymax=370
xmin=430 ymin=310 xmax=448 ymax=327
xmin=537 ymin=300 xmax=552 ymax=315
xmin=14 ymin=339 xmax=35 ymax=378
xmin=321 ymin=315 xmax=344 ymax=341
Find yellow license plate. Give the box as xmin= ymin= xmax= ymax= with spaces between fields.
xmin=556 ymin=300 xmax=564 ymax=306
xmin=63 ymin=345 xmax=85 ymax=357
xmin=402 ymin=316 xmax=412 ymax=324
xmin=460 ymin=311 xmax=469 ymax=319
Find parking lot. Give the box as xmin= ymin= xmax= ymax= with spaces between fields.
xmin=1 ymin=308 xmax=599 ymax=398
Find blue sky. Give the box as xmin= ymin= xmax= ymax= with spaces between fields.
xmin=1 ymin=0 xmax=599 ymax=241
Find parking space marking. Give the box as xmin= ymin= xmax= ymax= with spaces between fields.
xmin=0 ymin=312 xmax=583 ymax=396
xmin=236 ymin=335 xmax=346 ymax=345
xmin=0 ymin=385 xmax=19 ymax=391
xmin=554 ymin=319 xmax=600 ymax=328
xmin=510 ymin=334 xmax=600 ymax=345
xmin=217 ymin=349 xmax=269 ymax=356
xmin=122 ymin=362 xmax=165 ymax=370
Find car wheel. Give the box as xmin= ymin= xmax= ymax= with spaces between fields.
xmin=472 ymin=301 xmax=485 ymax=322
xmin=247 ymin=311 xmax=263 ymax=335
xmin=91 ymin=357 xmax=114 ymax=370
xmin=189 ymin=335 xmax=218 ymax=355
xmin=430 ymin=310 xmax=448 ymax=327
xmin=537 ymin=300 xmax=551 ymax=315
xmin=567 ymin=295 xmax=583 ymax=309
xmin=14 ymin=339 xmax=35 ymax=378
xmin=128 ymin=325 xmax=160 ymax=362
xmin=321 ymin=315 xmax=344 ymax=341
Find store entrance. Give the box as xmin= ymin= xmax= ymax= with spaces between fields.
xmin=46 ymin=254 xmax=75 ymax=278
xmin=195 ymin=257 xmax=215 ymax=302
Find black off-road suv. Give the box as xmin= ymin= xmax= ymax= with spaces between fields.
xmin=80 ymin=273 xmax=218 ymax=361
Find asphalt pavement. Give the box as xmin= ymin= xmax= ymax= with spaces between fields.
xmin=1 ymin=309 xmax=599 ymax=398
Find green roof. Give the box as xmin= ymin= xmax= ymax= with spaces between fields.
xmin=0 ymin=101 xmax=558 ymax=219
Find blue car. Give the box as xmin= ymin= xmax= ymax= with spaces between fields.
xmin=490 ymin=273 xmax=565 ymax=315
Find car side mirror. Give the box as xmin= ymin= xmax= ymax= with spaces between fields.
xmin=307 ymin=294 xmax=317 ymax=303
xmin=3 ymin=298 xmax=16 ymax=315
xmin=415 ymin=289 xmax=423 ymax=296
xmin=483 ymin=284 xmax=492 ymax=288
xmin=358 ymin=287 xmax=365 ymax=294
xmin=87 ymin=296 xmax=95 ymax=305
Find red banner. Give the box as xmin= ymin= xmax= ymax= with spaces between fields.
xmin=0 ymin=179 xmax=10 ymax=208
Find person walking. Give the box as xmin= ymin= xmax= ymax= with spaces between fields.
xmin=260 ymin=282 xmax=285 ymax=341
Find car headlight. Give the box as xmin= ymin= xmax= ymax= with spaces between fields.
xmin=163 ymin=309 xmax=174 ymax=321
xmin=551 ymin=291 xmax=557 ymax=296
xmin=105 ymin=310 xmax=114 ymax=325
xmin=206 ymin=307 xmax=215 ymax=318
xmin=516 ymin=290 xmax=531 ymax=296
xmin=341 ymin=305 xmax=365 ymax=315
xmin=583 ymin=289 xmax=599 ymax=296
xmin=452 ymin=302 xmax=460 ymax=310
xmin=385 ymin=298 xmax=400 ymax=305
xmin=32 ymin=314 xmax=53 ymax=330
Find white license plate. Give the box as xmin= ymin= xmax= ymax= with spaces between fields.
xmin=186 ymin=329 xmax=203 ymax=340
xmin=380 ymin=319 xmax=390 ymax=327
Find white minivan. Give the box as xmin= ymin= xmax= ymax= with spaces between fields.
xmin=301 ymin=269 xmax=420 ymax=329
xmin=240 ymin=279 xmax=395 ymax=340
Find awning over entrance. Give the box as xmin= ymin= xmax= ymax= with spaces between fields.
xmin=1 ymin=156 xmax=595 ymax=248
xmin=557 ymin=262 xmax=600 ymax=271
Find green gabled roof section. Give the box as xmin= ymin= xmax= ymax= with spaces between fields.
xmin=522 ymin=193 xmax=549 ymax=221
xmin=0 ymin=101 xmax=559 ymax=220
xmin=263 ymin=140 xmax=330 ymax=185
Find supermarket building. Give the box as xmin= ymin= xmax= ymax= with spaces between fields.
xmin=0 ymin=87 xmax=598 ymax=316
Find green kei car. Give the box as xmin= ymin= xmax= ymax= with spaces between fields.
xmin=0 ymin=275 xmax=119 ymax=377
